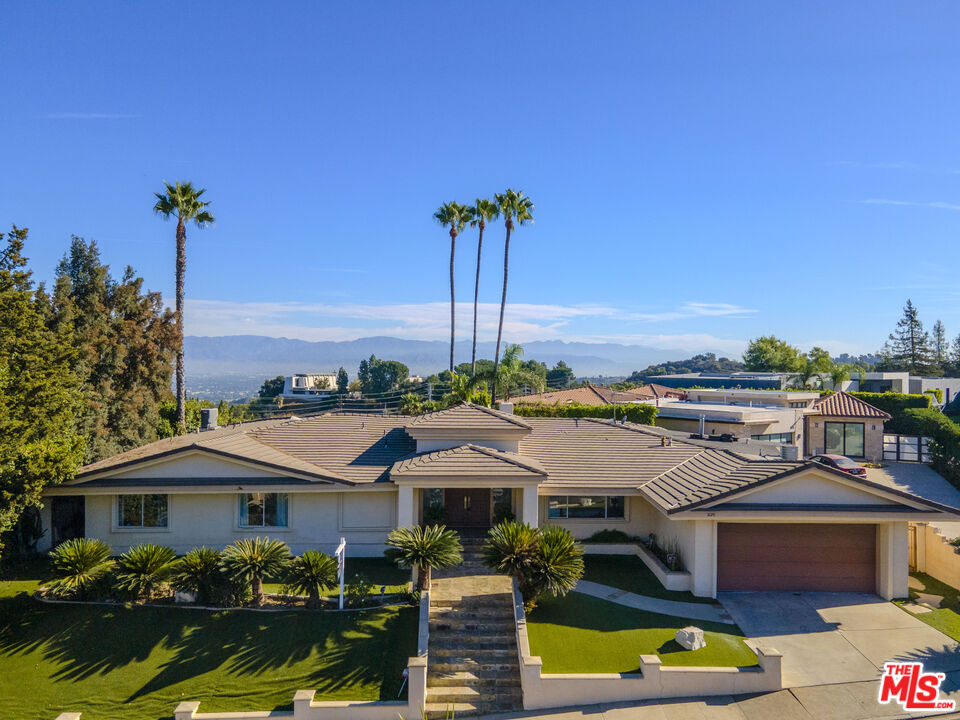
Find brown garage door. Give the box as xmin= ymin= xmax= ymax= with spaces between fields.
xmin=717 ymin=523 xmax=876 ymax=592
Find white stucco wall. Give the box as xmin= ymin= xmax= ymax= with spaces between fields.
xmin=416 ymin=438 xmax=520 ymax=453
xmin=115 ymin=453 xmax=288 ymax=478
xmin=734 ymin=475 xmax=894 ymax=506
xmin=78 ymin=491 xmax=397 ymax=556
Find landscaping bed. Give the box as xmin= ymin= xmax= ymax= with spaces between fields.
xmin=897 ymin=571 xmax=960 ymax=642
xmin=525 ymin=592 xmax=756 ymax=672
xmin=0 ymin=561 xmax=417 ymax=720
xmin=582 ymin=554 xmax=716 ymax=604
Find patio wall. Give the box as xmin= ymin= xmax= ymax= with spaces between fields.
xmin=912 ymin=522 xmax=960 ymax=589
xmin=511 ymin=580 xmax=782 ymax=709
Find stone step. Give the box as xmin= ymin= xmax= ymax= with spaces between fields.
xmin=430 ymin=607 xmax=512 ymax=620
xmin=430 ymin=634 xmax=516 ymax=648
xmin=429 ymin=619 xmax=515 ymax=633
xmin=423 ymin=702 xmax=482 ymax=719
xmin=427 ymin=669 xmax=522 ymax=687
xmin=430 ymin=659 xmax=519 ymax=673
xmin=431 ymin=596 xmax=513 ymax=608
xmin=430 ymin=646 xmax=517 ymax=660
xmin=427 ymin=685 xmax=493 ymax=704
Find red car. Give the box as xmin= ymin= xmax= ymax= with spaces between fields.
xmin=810 ymin=454 xmax=867 ymax=476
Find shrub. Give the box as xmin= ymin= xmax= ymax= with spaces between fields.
xmin=221 ymin=537 xmax=291 ymax=606
xmin=171 ymin=547 xmax=225 ymax=605
xmin=386 ymin=525 xmax=463 ymax=592
xmin=284 ymin=550 xmax=338 ymax=609
xmin=586 ymin=529 xmax=632 ymax=543
xmin=346 ymin=573 xmax=374 ymax=607
xmin=513 ymin=402 xmax=657 ymax=426
xmin=848 ymin=391 xmax=931 ymax=421
xmin=48 ymin=538 xmax=114 ymax=600
xmin=116 ymin=544 xmax=177 ymax=601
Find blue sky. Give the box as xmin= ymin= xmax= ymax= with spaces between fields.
xmin=2 ymin=2 xmax=959 ymax=359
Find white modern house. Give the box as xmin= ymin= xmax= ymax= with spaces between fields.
xmin=40 ymin=403 xmax=960 ymax=600
xmin=280 ymin=372 xmax=339 ymax=399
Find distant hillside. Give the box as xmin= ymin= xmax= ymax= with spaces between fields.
xmin=628 ymin=352 xmax=746 ymax=381
xmin=183 ymin=335 xmax=711 ymax=396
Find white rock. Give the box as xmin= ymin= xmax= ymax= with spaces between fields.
xmin=675 ymin=625 xmax=706 ymax=651
xmin=175 ymin=590 xmax=197 ymax=604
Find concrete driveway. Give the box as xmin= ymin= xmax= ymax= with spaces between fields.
xmin=719 ymin=591 xmax=960 ymax=688
xmin=868 ymin=462 xmax=960 ymax=537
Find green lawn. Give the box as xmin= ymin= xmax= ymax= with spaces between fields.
xmin=0 ymin=560 xmax=417 ymax=720
xmin=583 ymin=554 xmax=717 ymax=604
xmin=263 ymin=556 xmax=411 ymax=597
xmin=526 ymin=592 xmax=757 ymax=672
xmin=898 ymin=571 xmax=960 ymax=642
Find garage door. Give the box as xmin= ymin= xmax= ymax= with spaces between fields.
xmin=717 ymin=523 xmax=876 ymax=592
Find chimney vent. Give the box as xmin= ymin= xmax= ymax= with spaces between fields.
xmin=200 ymin=408 xmax=218 ymax=431
xmin=498 ymin=402 xmax=514 ymax=415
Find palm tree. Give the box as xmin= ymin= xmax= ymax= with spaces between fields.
xmin=828 ymin=363 xmax=851 ymax=391
xmin=492 ymin=190 xmax=534 ymax=402
xmin=171 ymin=546 xmax=223 ymax=605
xmin=48 ymin=538 xmax=114 ymax=600
xmin=791 ymin=358 xmax=820 ymax=389
xmin=468 ymin=198 xmax=500 ymax=375
xmin=482 ymin=521 xmax=583 ymax=605
xmin=284 ymin=550 xmax=338 ymax=609
xmin=481 ymin=520 xmax=539 ymax=592
xmin=473 ymin=343 xmax=545 ymax=399
xmin=528 ymin=525 xmax=583 ymax=600
xmin=221 ymin=537 xmax=291 ymax=606
xmin=116 ymin=544 xmax=177 ymax=601
xmin=153 ymin=181 xmax=215 ymax=431
xmin=385 ymin=525 xmax=463 ymax=592
xmin=434 ymin=202 xmax=474 ymax=373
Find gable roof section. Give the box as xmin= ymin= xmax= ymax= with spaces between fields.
xmin=405 ymin=403 xmax=532 ymax=431
xmin=391 ymin=444 xmax=547 ymax=478
xmin=813 ymin=391 xmax=891 ymax=419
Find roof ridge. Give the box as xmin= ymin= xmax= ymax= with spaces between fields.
xmin=640 ymin=446 xmax=712 ymax=492
xmin=460 ymin=443 xmax=548 ymax=474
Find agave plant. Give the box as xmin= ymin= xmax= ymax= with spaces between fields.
xmin=284 ymin=550 xmax=338 ymax=609
xmin=221 ymin=537 xmax=291 ymax=606
xmin=48 ymin=538 xmax=114 ymax=599
xmin=385 ymin=525 xmax=462 ymax=592
xmin=116 ymin=544 xmax=178 ymax=601
xmin=171 ymin=547 xmax=224 ymax=605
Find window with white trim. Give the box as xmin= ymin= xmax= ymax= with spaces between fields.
xmin=238 ymin=492 xmax=289 ymax=527
xmin=547 ymin=495 xmax=625 ymax=519
xmin=117 ymin=494 xmax=168 ymax=528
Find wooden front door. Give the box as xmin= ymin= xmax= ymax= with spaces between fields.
xmin=51 ymin=496 xmax=85 ymax=547
xmin=444 ymin=489 xmax=492 ymax=527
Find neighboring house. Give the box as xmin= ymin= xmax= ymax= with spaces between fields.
xmin=40 ymin=403 xmax=959 ymax=599
xmin=852 ymin=372 xmax=960 ymax=407
xmin=805 ymin=391 xmax=891 ymax=462
xmin=505 ymin=384 xmax=684 ymax=406
xmin=281 ymin=372 xmax=339 ymax=399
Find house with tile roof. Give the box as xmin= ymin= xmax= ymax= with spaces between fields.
xmin=806 ymin=391 xmax=892 ymax=461
xmin=40 ymin=402 xmax=959 ymax=600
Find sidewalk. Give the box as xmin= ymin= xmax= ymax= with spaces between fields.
xmin=573 ymin=580 xmax=734 ymax=624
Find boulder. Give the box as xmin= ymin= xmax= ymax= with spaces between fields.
xmin=675 ymin=625 xmax=706 ymax=651
xmin=174 ymin=590 xmax=197 ymax=604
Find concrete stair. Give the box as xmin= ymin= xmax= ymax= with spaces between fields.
xmin=425 ymin=546 xmax=522 ymax=719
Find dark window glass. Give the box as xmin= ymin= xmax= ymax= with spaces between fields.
xmin=119 ymin=495 xmax=142 ymax=527
xmin=825 ymin=422 xmax=844 ymax=454
xmin=142 ymin=495 xmax=168 ymax=527
xmin=607 ymin=496 xmax=625 ymax=518
xmin=118 ymin=494 xmax=167 ymax=527
xmin=245 ymin=494 xmax=265 ymax=526
xmin=547 ymin=497 xmax=567 ymax=518
xmin=567 ymin=496 xmax=606 ymax=518
xmin=844 ymin=423 xmax=864 ymax=457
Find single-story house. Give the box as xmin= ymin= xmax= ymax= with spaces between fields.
xmin=506 ymin=384 xmax=683 ymax=406
xmin=805 ymin=391 xmax=891 ymax=462
xmin=40 ymin=403 xmax=959 ymax=600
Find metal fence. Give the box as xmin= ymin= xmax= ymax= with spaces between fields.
xmin=883 ymin=434 xmax=931 ymax=462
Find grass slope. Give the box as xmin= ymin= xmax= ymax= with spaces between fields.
xmin=526 ymin=592 xmax=757 ymax=673
xmin=900 ymin=572 xmax=960 ymax=642
xmin=583 ymin=554 xmax=717 ymax=604
xmin=0 ymin=561 xmax=417 ymax=720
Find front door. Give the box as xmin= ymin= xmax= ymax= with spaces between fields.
xmin=51 ymin=496 xmax=85 ymax=547
xmin=444 ymin=489 xmax=491 ymax=528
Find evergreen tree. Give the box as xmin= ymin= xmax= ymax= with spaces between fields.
xmin=932 ymin=320 xmax=948 ymax=371
xmin=887 ymin=299 xmax=935 ymax=374
xmin=258 ymin=375 xmax=285 ymax=398
xmin=951 ymin=334 xmax=960 ymax=375
xmin=42 ymin=237 xmax=177 ymax=461
xmin=742 ymin=335 xmax=803 ymax=372
xmin=336 ymin=367 xmax=349 ymax=394
xmin=0 ymin=226 xmax=84 ymax=560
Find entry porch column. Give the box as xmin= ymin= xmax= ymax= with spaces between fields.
xmin=521 ymin=485 xmax=539 ymax=527
xmin=397 ymin=485 xmax=416 ymax=528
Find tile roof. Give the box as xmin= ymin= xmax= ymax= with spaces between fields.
xmin=813 ymin=391 xmax=891 ymax=419
xmin=405 ymin=402 xmax=532 ymax=431
xmin=391 ymin=444 xmax=547 ymax=478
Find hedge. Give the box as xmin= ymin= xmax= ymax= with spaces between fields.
xmin=513 ymin=401 xmax=657 ymax=425
xmin=846 ymin=391 xmax=931 ymax=419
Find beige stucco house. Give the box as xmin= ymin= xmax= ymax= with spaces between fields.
xmin=41 ymin=403 xmax=959 ymax=600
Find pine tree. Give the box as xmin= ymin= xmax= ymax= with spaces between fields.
xmin=887 ymin=299 xmax=934 ymax=374
xmin=337 ymin=367 xmax=349 ymax=394
xmin=0 ymin=226 xmax=84 ymax=560
xmin=950 ymin=334 xmax=960 ymax=376
xmin=932 ymin=320 xmax=948 ymax=372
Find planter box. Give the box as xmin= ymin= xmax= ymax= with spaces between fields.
xmin=581 ymin=542 xmax=691 ymax=592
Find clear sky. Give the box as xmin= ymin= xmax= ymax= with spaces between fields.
xmin=2 ymin=2 xmax=958 ymax=359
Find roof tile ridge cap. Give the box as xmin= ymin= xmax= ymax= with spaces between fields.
xmin=472 ymin=403 xmax=532 ymax=428
xmin=464 ymin=444 xmax=547 ymax=474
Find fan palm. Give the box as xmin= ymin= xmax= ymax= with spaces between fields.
xmin=385 ymin=524 xmax=463 ymax=592
xmin=153 ymin=181 xmax=215 ymax=431
xmin=221 ymin=537 xmax=291 ymax=606
xmin=284 ymin=550 xmax=338 ymax=609
xmin=171 ymin=546 xmax=223 ymax=605
xmin=48 ymin=538 xmax=114 ymax=599
xmin=434 ymin=202 xmax=474 ymax=373
xmin=468 ymin=198 xmax=500 ymax=375
xmin=492 ymin=189 xmax=534 ymax=401
xmin=116 ymin=544 xmax=177 ymax=601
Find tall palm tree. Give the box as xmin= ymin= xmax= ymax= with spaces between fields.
xmin=492 ymin=189 xmax=534 ymax=402
xmin=468 ymin=198 xmax=500 ymax=376
xmin=474 ymin=343 xmax=545 ymax=399
xmin=434 ymin=202 xmax=474 ymax=373
xmin=153 ymin=181 xmax=215 ymax=431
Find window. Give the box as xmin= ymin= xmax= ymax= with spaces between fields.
xmin=750 ymin=432 xmax=793 ymax=444
xmin=789 ymin=401 xmax=808 ymax=408
xmin=239 ymin=493 xmax=289 ymax=527
xmin=547 ymin=496 xmax=626 ymax=519
xmin=825 ymin=422 xmax=865 ymax=457
xmin=117 ymin=494 xmax=168 ymax=528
